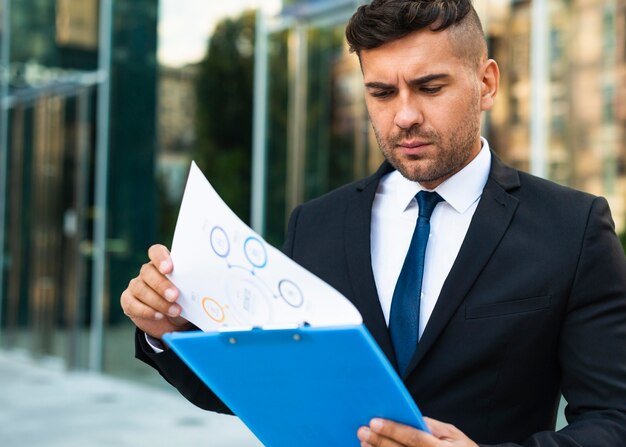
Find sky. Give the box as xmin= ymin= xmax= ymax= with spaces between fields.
xmin=158 ymin=0 xmax=281 ymax=67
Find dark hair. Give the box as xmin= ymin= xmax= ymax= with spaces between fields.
xmin=346 ymin=0 xmax=485 ymax=63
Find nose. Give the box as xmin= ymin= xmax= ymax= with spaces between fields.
xmin=394 ymin=95 xmax=424 ymax=130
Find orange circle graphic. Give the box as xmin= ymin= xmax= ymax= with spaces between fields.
xmin=202 ymin=297 xmax=226 ymax=323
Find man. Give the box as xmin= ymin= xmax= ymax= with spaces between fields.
xmin=121 ymin=0 xmax=626 ymax=445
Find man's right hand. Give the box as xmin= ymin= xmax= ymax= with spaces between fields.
xmin=120 ymin=244 xmax=192 ymax=340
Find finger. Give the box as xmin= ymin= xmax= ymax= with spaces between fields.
xmin=167 ymin=315 xmax=190 ymax=328
xmin=423 ymin=417 xmax=461 ymax=441
xmin=127 ymin=275 xmax=181 ymax=318
xmin=357 ymin=426 xmax=405 ymax=447
xmin=369 ymin=418 xmax=435 ymax=446
xmin=138 ymin=261 xmax=179 ymax=303
xmin=121 ymin=289 xmax=166 ymax=321
xmin=148 ymin=244 xmax=173 ymax=274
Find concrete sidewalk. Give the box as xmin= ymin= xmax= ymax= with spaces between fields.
xmin=0 ymin=350 xmax=263 ymax=447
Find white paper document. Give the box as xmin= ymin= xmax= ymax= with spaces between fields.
xmin=169 ymin=162 xmax=363 ymax=331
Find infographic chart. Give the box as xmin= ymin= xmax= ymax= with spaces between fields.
xmin=168 ymin=162 xmax=362 ymax=331
xmin=200 ymin=225 xmax=304 ymax=327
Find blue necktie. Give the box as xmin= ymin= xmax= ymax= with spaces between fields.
xmin=390 ymin=190 xmax=444 ymax=376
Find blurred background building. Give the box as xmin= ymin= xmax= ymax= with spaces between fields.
xmin=0 ymin=0 xmax=158 ymax=381
xmin=488 ymin=0 xmax=626 ymax=225
xmin=0 ymin=0 xmax=625 ymax=388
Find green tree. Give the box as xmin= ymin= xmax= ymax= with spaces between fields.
xmin=194 ymin=11 xmax=256 ymax=222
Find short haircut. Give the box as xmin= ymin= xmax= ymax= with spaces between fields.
xmin=345 ymin=0 xmax=487 ymax=68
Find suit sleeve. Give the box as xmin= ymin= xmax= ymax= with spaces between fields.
xmin=483 ymin=197 xmax=626 ymax=446
xmin=134 ymin=327 xmax=232 ymax=414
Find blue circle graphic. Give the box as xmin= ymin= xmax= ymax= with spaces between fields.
xmin=244 ymin=236 xmax=267 ymax=268
xmin=210 ymin=226 xmax=230 ymax=258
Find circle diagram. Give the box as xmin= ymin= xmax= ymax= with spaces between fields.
xmin=202 ymin=297 xmax=226 ymax=323
xmin=244 ymin=236 xmax=267 ymax=268
xmin=210 ymin=226 xmax=230 ymax=258
xmin=278 ymin=279 xmax=304 ymax=308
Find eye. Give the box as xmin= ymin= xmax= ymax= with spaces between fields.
xmin=369 ymin=89 xmax=395 ymax=99
xmin=420 ymin=85 xmax=443 ymax=94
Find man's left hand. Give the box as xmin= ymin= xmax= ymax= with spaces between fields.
xmin=357 ymin=417 xmax=479 ymax=447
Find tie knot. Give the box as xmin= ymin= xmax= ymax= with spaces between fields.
xmin=416 ymin=191 xmax=443 ymax=219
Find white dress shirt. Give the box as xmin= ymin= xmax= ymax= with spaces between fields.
xmin=370 ymin=138 xmax=491 ymax=339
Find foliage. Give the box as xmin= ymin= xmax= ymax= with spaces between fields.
xmin=194 ymin=11 xmax=256 ymax=223
xmin=191 ymin=9 xmax=362 ymax=246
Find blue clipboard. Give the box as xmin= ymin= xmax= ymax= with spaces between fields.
xmin=163 ymin=324 xmax=428 ymax=447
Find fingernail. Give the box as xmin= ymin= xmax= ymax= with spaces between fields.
xmin=154 ymin=312 xmax=164 ymax=320
xmin=370 ymin=418 xmax=383 ymax=431
xmin=164 ymin=288 xmax=177 ymax=302
xmin=167 ymin=305 xmax=179 ymax=317
xmin=159 ymin=260 xmax=171 ymax=273
xmin=358 ymin=427 xmax=371 ymax=441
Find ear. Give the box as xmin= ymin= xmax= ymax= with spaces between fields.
xmin=479 ymin=59 xmax=500 ymax=111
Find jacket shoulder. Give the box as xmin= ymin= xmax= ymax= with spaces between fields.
xmin=296 ymin=161 xmax=391 ymax=214
xmin=490 ymin=154 xmax=599 ymax=210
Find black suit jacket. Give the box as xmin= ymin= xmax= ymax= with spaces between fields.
xmin=136 ymin=154 xmax=626 ymax=445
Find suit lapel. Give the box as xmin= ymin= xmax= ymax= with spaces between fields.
xmin=344 ymin=162 xmax=398 ymax=364
xmin=405 ymin=154 xmax=521 ymax=376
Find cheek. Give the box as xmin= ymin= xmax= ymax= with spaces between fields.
xmin=367 ymin=105 xmax=393 ymax=133
xmin=429 ymin=96 xmax=476 ymax=129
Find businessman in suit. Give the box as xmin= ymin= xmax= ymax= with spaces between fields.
xmin=120 ymin=0 xmax=626 ymax=445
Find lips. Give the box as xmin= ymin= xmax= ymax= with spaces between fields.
xmin=397 ymin=140 xmax=431 ymax=155
xmin=398 ymin=140 xmax=429 ymax=148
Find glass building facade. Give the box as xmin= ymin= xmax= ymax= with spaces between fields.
xmin=255 ymin=0 xmax=377 ymax=246
xmin=0 ymin=0 xmax=159 ymax=382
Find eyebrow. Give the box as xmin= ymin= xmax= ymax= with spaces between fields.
xmin=365 ymin=73 xmax=450 ymax=90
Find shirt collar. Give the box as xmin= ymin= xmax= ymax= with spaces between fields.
xmin=389 ymin=137 xmax=492 ymax=215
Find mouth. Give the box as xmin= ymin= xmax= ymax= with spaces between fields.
xmin=396 ymin=140 xmax=431 ymax=155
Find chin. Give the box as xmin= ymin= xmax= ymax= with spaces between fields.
xmin=398 ymin=162 xmax=430 ymax=181
xmin=397 ymin=167 xmax=427 ymax=183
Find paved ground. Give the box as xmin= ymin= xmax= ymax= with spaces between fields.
xmin=0 ymin=347 xmax=569 ymax=446
xmin=0 ymin=349 xmax=263 ymax=447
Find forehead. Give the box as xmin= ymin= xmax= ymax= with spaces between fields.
xmin=360 ymin=29 xmax=462 ymax=81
